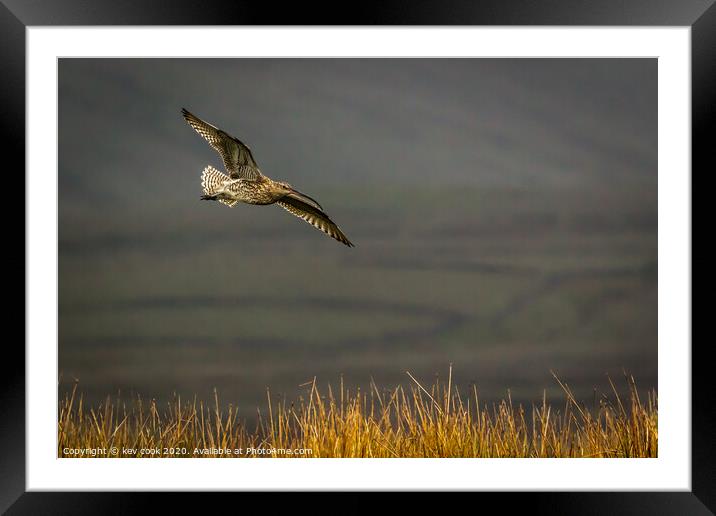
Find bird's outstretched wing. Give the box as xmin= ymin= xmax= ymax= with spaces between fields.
xmin=181 ymin=108 xmax=261 ymax=180
xmin=277 ymin=194 xmax=354 ymax=247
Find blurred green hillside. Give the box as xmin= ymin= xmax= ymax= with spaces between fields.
xmin=59 ymin=183 xmax=656 ymax=412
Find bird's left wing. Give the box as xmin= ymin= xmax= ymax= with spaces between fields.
xmin=277 ymin=194 xmax=354 ymax=247
xmin=181 ymin=108 xmax=261 ymax=180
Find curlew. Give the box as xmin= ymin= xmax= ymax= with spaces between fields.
xmin=182 ymin=108 xmax=353 ymax=247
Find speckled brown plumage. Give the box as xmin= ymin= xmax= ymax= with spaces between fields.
xmin=183 ymin=108 xmax=353 ymax=247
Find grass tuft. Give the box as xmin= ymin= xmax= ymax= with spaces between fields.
xmin=58 ymin=367 xmax=657 ymax=458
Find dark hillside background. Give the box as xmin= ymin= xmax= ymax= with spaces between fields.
xmin=59 ymin=58 xmax=657 ymax=414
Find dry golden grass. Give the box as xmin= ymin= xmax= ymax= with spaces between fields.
xmin=58 ymin=368 xmax=657 ymax=458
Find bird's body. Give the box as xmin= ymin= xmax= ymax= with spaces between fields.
xmin=182 ymin=108 xmax=354 ymax=247
xmin=203 ymin=169 xmax=289 ymax=206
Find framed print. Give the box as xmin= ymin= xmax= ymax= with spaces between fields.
xmin=6 ymin=0 xmax=710 ymax=511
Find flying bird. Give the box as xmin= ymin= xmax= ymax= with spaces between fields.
xmin=181 ymin=108 xmax=353 ymax=247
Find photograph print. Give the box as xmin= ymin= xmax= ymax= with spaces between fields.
xmin=58 ymin=58 xmax=657 ymax=459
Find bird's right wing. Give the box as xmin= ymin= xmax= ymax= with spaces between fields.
xmin=181 ymin=108 xmax=261 ymax=180
xmin=277 ymin=195 xmax=354 ymax=247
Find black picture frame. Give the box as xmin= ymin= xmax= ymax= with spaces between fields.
xmin=5 ymin=0 xmax=709 ymax=512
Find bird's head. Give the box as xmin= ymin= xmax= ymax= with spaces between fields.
xmin=276 ymin=181 xmax=294 ymax=194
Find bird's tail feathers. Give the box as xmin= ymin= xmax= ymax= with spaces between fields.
xmin=201 ymin=165 xmax=237 ymax=207
xmin=201 ymin=165 xmax=228 ymax=196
